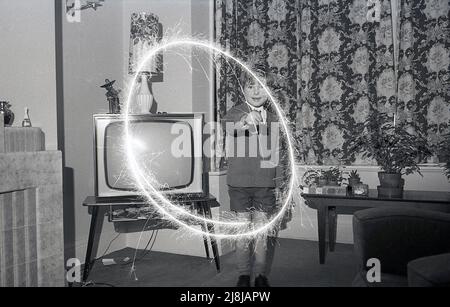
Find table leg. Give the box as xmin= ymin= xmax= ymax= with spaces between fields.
xmin=317 ymin=206 xmax=327 ymax=264
xmin=328 ymin=207 xmax=337 ymax=252
xmin=83 ymin=206 xmax=100 ymax=282
xmin=204 ymin=202 xmax=221 ymax=272
xmin=197 ymin=205 xmax=211 ymax=259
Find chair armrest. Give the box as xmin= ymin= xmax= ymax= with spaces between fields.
xmin=353 ymin=207 xmax=450 ymax=276
xmin=408 ymin=253 xmax=450 ymax=287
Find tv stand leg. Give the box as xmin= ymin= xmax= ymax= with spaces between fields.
xmin=83 ymin=206 xmax=100 ymax=282
xmin=198 ymin=205 xmax=211 ymax=259
xmin=204 ymin=202 xmax=221 ymax=273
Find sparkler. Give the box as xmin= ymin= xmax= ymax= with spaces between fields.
xmin=124 ymin=37 xmax=301 ymax=239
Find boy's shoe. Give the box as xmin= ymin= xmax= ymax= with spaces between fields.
xmin=254 ymin=275 xmax=270 ymax=287
xmin=236 ymin=275 xmax=251 ymax=287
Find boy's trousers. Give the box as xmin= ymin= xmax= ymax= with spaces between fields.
xmin=235 ymin=211 xmax=278 ymax=276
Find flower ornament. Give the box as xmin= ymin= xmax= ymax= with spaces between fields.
xmin=319 ymin=76 xmax=344 ymax=103
xmin=322 ymin=124 xmax=345 ymax=151
xmin=247 ymin=21 xmax=265 ymax=47
xmin=350 ymin=46 xmax=370 ymax=75
xmin=348 ymin=0 xmax=368 ymax=26
xmin=398 ymin=73 xmax=415 ymax=103
xmin=423 ymin=0 xmax=449 ymax=20
xmin=268 ymin=43 xmax=289 ymax=69
xmin=268 ymin=0 xmax=287 ymax=23
xmin=352 ymin=96 xmax=371 ymax=124
xmin=425 ymin=44 xmax=450 ymax=73
xmin=318 ymin=27 xmax=342 ymax=54
xmin=376 ymin=69 xmax=396 ymax=98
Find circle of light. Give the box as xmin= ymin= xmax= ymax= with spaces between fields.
xmin=124 ymin=39 xmax=297 ymax=238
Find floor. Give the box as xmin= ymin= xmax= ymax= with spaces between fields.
xmin=84 ymin=238 xmax=357 ymax=287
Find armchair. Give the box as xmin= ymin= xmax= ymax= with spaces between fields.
xmin=352 ymin=207 xmax=450 ymax=287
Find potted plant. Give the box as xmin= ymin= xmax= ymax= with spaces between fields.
xmin=347 ymin=170 xmax=361 ymax=196
xmin=317 ymin=171 xmax=328 ymax=187
xmin=322 ymin=167 xmax=342 ymax=186
xmin=348 ymin=170 xmax=361 ymax=187
xmin=349 ymin=111 xmax=432 ymax=198
xmin=301 ymin=167 xmax=342 ymax=189
xmin=302 ymin=168 xmax=327 ymax=187
xmin=301 ymin=169 xmax=321 ymax=188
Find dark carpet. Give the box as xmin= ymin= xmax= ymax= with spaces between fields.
xmin=85 ymin=238 xmax=357 ymax=287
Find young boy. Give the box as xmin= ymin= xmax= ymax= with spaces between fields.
xmin=222 ymin=70 xmax=281 ymax=287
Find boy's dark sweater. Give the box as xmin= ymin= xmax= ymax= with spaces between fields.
xmin=222 ymin=104 xmax=281 ymax=188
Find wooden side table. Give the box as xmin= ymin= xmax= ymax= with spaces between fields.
xmin=302 ymin=190 xmax=450 ymax=264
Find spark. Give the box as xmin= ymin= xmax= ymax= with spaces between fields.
xmin=123 ymin=36 xmax=302 ymax=239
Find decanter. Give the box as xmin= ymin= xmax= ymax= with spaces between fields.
xmin=22 ymin=107 xmax=32 ymax=127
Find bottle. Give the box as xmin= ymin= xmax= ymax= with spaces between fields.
xmin=22 ymin=107 xmax=32 ymax=127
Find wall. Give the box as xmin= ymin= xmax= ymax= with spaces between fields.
xmin=191 ymin=0 xmax=215 ymax=124
xmin=0 ymin=0 xmax=57 ymax=150
xmin=191 ymin=0 xmax=216 ymax=172
xmin=62 ymin=1 xmax=127 ymax=261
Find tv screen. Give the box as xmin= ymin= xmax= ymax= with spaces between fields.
xmin=105 ymin=120 xmax=193 ymax=191
xmin=94 ymin=114 xmax=205 ymax=198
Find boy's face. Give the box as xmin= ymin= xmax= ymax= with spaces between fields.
xmin=243 ymin=80 xmax=269 ymax=108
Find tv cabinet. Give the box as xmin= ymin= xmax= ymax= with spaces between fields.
xmin=82 ymin=195 xmax=221 ymax=282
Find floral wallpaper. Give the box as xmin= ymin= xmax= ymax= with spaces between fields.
xmin=215 ymin=0 xmax=449 ymax=168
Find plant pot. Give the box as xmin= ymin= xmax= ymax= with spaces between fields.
xmin=318 ymin=179 xmax=327 ymax=187
xmin=348 ymin=179 xmax=361 ymax=187
xmin=378 ymin=172 xmax=402 ymax=188
xmin=378 ymin=186 xmax=403 ymax=199
xmin=327 ymin=180 xmax=339 ymax=186
xmin=437 ymin=154 xmax=447 ymax=164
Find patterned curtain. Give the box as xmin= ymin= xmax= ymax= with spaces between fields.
xmin=214 ymin=0 xmax=449 ymax=169
xmin=214 ymin=0 xmax=301 ymax=171
xmin=398 ymin=0 xmax=450 ymax=153
xmin=297 ymin=0 xmax=396 ymax=166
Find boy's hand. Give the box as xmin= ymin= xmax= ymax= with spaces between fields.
xmin=245 ymin=111 xmax=263 ymax=125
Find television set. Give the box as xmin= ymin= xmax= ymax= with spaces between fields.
xmin=93 ymin=113 xmax=206 ymax=198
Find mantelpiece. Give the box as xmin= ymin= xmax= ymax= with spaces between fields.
xmin=0 ymin=117 xmax=64 ymax=287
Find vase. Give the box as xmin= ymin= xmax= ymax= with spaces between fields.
xmin=327 ymin=180 xmax=339 ymax=186
xmin=0 ymin=101 xmax=14 ymax=126
xmin=318 ymin=179 xmax=327 ymax=187
xmin=135 ymin=74 xmax=153 ymax=114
